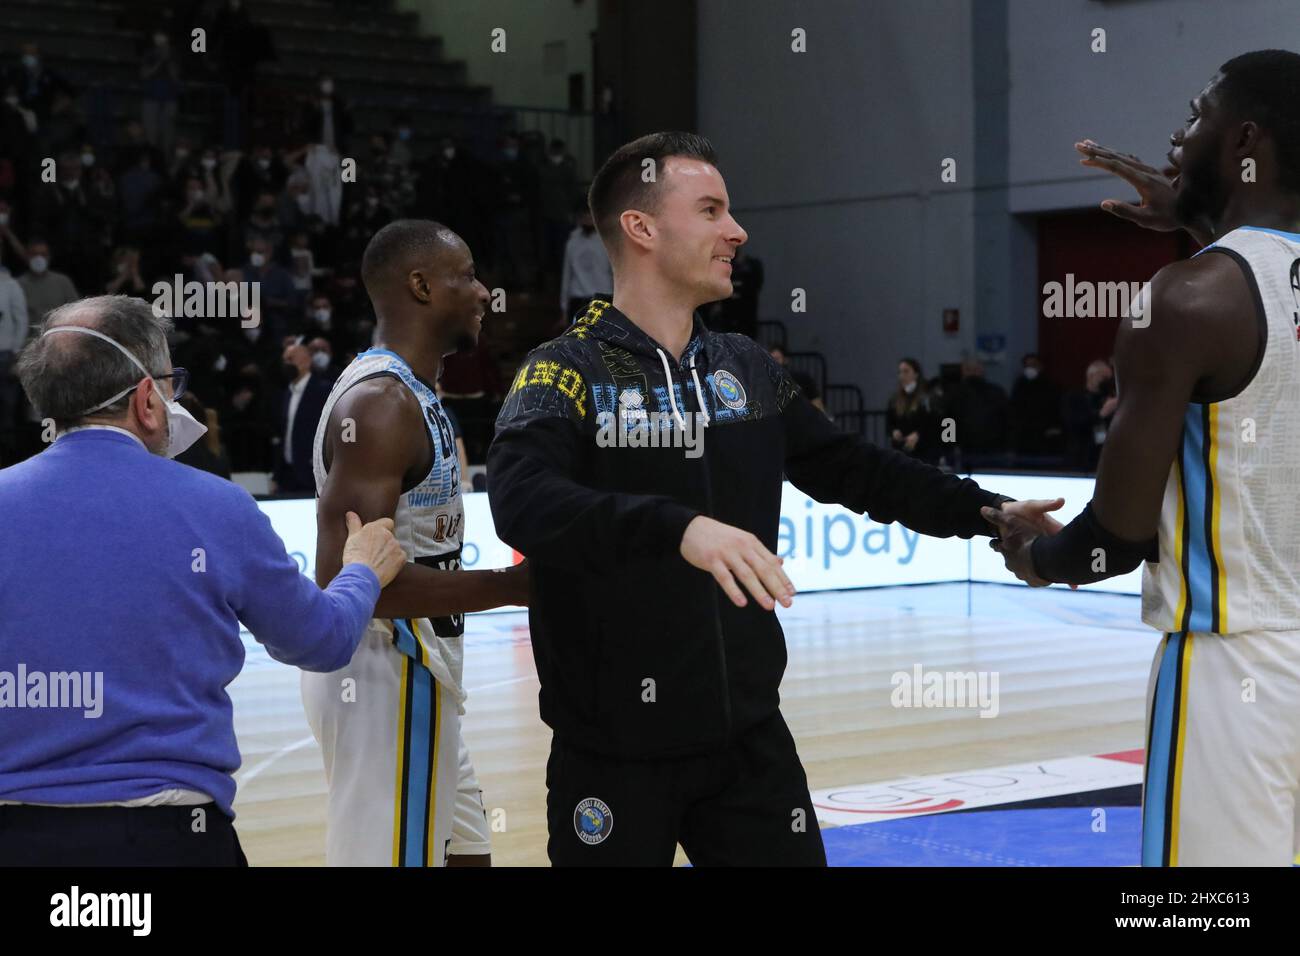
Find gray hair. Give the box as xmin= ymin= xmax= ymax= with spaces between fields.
xmin=16 ymin=295 xmax=174 ymax=430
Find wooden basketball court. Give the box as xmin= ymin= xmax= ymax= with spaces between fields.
xmin=229 ymin=583 xmax=1157 ymax=866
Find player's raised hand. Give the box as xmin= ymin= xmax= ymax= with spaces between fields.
xmin=1075 ymin=139 xmax=1179 ymax=231
xmin=341 ymin=511 xmax=406 ymax=587
xmin=680 ymin=515 xmax=794 ymax=610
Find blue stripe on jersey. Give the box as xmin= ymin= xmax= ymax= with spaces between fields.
xmin=1179 ymin=407 xmax=1214 ymax=633
xmin=1237 ymin=225 xmax=1300 ymax=241
xmin=392 ymin=618 xmax=423 ymax=664
xmin=1141 ymin=634 xmax=1181 ymax=867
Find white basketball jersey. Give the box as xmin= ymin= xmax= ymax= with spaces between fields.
xmin=1142 ymin=226 xmax=1300 ymax=634
xmin=313 ymin=347 xmax=466 ymax=701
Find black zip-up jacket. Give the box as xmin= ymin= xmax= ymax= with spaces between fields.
xmin=487 ymin=300 xmax=1011 ymax=758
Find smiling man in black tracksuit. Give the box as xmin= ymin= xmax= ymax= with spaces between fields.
xmin=487 ymin=132 xmax=1064 ymax=866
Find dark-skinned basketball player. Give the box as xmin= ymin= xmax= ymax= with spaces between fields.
xmin=302 ymin=220 xmax=529 ymax=867
xmin=985 ymin=50 xmax=1300 ymax=867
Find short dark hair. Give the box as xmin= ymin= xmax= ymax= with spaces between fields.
xmin=1216 ymin=50 xmax=1300 ymax=191
xmin=360 ymin=219 xmax=459 ymax=300
xmin=16 ymin=295 xmax=173 ymax=430
xmin=587 ymin=131 xmax=718 ymax=257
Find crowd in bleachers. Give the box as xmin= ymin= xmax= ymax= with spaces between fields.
xmin=882 ymin=352 xmax=1118 ymax=473
xmin=0 ymin=8 xmax=1111 ymax=486
xmin=0 ymin=21 xmax=605 ymax=482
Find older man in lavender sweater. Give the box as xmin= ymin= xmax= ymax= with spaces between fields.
xmin=0 ymin=294 xmax=404 ymax=866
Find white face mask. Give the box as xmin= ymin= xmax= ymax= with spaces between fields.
xmin=311 ymin=351 xmax=330 ymax=371
xmin=201 ymin=157 xmax=217 ymax=170
xmin=80 ymin=152 xmax=95 ymax=167
xmin=313 ymin=308 xmax=331 ymax=326
xmin=903 ymin=380 xmax=917 ymax=394
xmin=1023 ymin=367 xmax=1040 ymax=381
xmin=249 ymin=252 xmax=266 ymax=268
xmin=40 ymin=326 xmax=207 ymax=459
xmin=0 ymin=212 xmax=8 ymax=226
xmin=442 ymin=147 xmax=455 ymax=160
xmin=28 ymin=255 xmax=48 ymax=274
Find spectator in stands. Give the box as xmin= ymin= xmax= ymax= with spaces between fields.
xmin=0 ymin=202 xmax=27 ymax=266
xmin=223 ymin=278 xmax=281 ymax=373
xmin=16 ymin=240 xmax=78 ymax=334
xmin=301 ymin=73 xmax=352 ymax=153
xmin=177 ymin=176 xmax=225 ymax=257
xmin=365 ymin=132 xmax=414 ymax=217
xmin=2 ymin=82 xmax=37 ymax=141
xmin=38 ymin=91 xmax=86 ymax=160
xmin=32 ymin=153 xmax=109 ymax=293
xmin=415 ymin=137 xmax=485 ymax=257
xmin=286 ymin=230 xmax=316 ymax=298
xmin=338 ymin=187 xmax=394 ymax=265
xmin=1 ymin=85 xmax=38 ymax=212
xmin=164 ymin=137 xmax=196 ymax=189
xmin=769 ymin=345 xmax=825 ymax=413
xmin=306 ymin=336 xmax=337 ymax=382
xmin=1008 ymin=352 xmax=1062 ymax=457
xmin=946 ymin=356 xmax=1008 ymax=462
xmin=435 ymin=381 xmax=474 ymax=493
xmin=244 ymin=189 xmax=285 ymax=253
xmin=539 ymin=138 xmax=578 ymax=278
xmin=243 ymin=237 xmax=297 ymax=335
xmin=303 ymin=292 xmax=348 ymax=357
xmin=116 ymin=148 xmax=165 ymax=251
xmin=174 ymin=392 xmax=232 ymax=480
xmin=271 ymin=341 xmax=330 ymax=494
xmin=704 ymin=246 xmax=763 ymax=338
xmin=105 ymin=246 xmax=147 ymax=296
xmin=489 ymin=133 xmax=539 ymax=287
xmin=886 ymin=358 xmax=938 ymax=463
xmin=196 ymin=147 xmax=234 ymax=217
xmin=559 ymin=205 xmax=613 ymax=331
xmin=222 ymin=362 xmax=274 ymax=472
xmin=4 ymin=43 xmax=71 ymax=126
xmin=112 ymin=119 xmax=163 ymax=177
xmin=441 ymin=337 xmax=505 ymax=465
xmin=1062 ymin=358 xmax=1116 ymax=473
xmin=139 ymin=29 xmax=181 ymax=157
xmin=0 ymin=254 xmax=28 ymax=463
xmin=232 ymin=145 xmax=286 ymax=220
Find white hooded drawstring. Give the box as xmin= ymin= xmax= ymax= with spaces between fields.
xmin=689 ymin=353 xmax=711 ymax=427
xmin=655 ymin=347 xmax=711 ymax=431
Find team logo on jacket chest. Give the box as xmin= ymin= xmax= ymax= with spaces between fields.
xmin=712 ymin=369 xmax=747 ymax=409
xmin=574 ymin=797 xmax=613 ymax=844
xmin=618 ymin=387 xmax=647 ymax=422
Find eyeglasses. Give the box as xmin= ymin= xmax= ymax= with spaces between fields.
xmin=153 ymin=368 xmax=189 ymax=401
